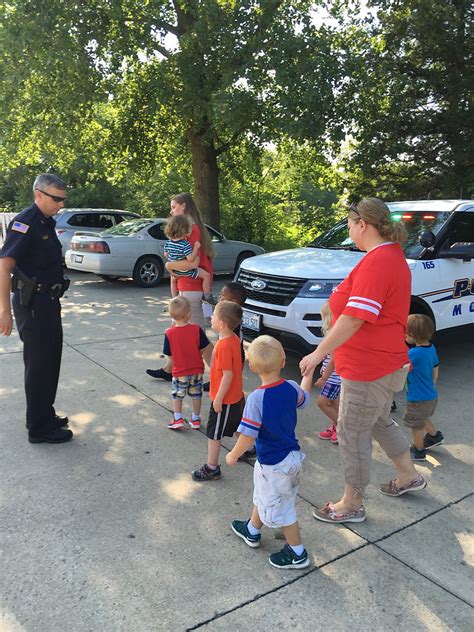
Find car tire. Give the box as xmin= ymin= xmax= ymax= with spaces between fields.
xmin=234 ymin=251 xmax=255 ymax=275
xmin=132 ymin=256 xmax=163 ymax=287
xmin=98 ymin=275 xmax=121 ymax=282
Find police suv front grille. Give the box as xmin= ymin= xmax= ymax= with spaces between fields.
xmin=237 ymin=270 xmax=306 ymax=306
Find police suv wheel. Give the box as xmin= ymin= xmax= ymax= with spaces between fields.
xmin=133 ymin=256 xmax=163 ymax=287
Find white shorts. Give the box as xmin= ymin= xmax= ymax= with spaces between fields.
xmin=253 ymin=450 xmax=304 ymax=528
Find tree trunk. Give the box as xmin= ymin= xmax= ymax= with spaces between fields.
xmin=188 ymin=128 xmax=220 ymax=228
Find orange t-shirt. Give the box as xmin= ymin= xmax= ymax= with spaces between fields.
xmin=210 ymin=334 xmax=244 ymax=404
xmin=176 ymin=224 xmax=213 ymax=292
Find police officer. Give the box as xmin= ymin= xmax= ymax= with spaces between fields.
xmin=0 ymin=174 xmax=73 ymax=443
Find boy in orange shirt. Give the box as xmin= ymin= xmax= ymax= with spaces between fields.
xmin=192 ymin=301 xmax=245 ymax=481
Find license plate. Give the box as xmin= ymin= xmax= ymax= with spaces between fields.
xmin=242 ymin=310 xmax=261 ymax=332
xmin=74 ymin=254 xmax=83 ymax=263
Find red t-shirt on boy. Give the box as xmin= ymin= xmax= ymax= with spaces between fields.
xmin=163 ymin=324 xmax=210 ymax=377
xmin=176 ymin=224 xmax=213 ymax=292
xmin=329 ymin=242 xmax=410 ymax=382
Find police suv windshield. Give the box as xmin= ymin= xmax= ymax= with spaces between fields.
xmin=104 ymin=218 xmax=153 ymax=235
xmin=309 ymin=211 xmax=451 ymax=258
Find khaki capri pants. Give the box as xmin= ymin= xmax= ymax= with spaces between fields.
xmin=337 ymin=366 xmax=409 ymax=494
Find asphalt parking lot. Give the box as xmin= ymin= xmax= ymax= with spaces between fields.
xmin=1 ymin=271 xmax=473 ymax=631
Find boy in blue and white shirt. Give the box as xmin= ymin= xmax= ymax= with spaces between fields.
xmin=226 ymin=335 xmax=312 ymax=569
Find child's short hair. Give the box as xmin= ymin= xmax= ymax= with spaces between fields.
xmin=214 ymin=300 xmax=242 ymax=331
xmin=221 ymin=281 xmax=247 ymax=306
xmin=164 ymin=215 xmax=193 ymax=240
xmin=169 ymin=296 xmax=191 ymax=320
xmin=407 ymin=313 xmax=435 ymax=343
xmin=246 ymin=335 xmax=285 ymax=374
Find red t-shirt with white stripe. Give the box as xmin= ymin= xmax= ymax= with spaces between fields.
xmin=328 ymin=242 xmax=410 ymax=381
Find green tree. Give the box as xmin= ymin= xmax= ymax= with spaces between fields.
xmin=0 ymin=1 xmax=338 ymax=226
xmin=332 ymin=0 xmax=474 ymax=199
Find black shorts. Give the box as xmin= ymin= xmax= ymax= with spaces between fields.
xmin=206 ymin=397 xmax=245 ymax=440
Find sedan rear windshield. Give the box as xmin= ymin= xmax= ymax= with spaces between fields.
xmin=104 ymin=219 xmax=153 ymax=235
xmin=309 ymin=211 xmax=451 ymax=258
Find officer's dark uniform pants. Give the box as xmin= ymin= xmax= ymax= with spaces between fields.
xmin=12 ymin=292 xmax=63 ymax=435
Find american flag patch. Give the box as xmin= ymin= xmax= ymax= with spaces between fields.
xmin=12 ymin=221 xmax=29 ymax=234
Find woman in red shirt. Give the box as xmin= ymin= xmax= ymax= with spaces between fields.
xmin=300 ymin=198 xmax=426 ymax=524
xmin=146 ymin=193 xmax=214 ymax=380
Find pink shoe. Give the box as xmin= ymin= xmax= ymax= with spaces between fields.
xmin=330 ymin=428 xmax=338 ymax=444
xmin=319 ymin=425 xmax=335 ymax=440
xmin=168 ymin=417 xmax=185 ymax=430
xmin=187 ymin=418 xmax=201 ymax=430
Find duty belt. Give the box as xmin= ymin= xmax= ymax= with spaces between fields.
xmin=36 ymin=283 xmax=64 ymax=298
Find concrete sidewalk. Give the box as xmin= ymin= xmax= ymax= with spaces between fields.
xmin=1 ymin=271 xmax=472 ymax=631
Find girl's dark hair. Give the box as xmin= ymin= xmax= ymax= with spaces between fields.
xmin=171 ymin=193 xmax=215 ymax=259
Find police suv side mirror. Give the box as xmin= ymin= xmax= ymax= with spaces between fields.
xmin=437 ymin=242 xmax=474 ymax=261
xmin=419 ymin=231 xmax=436 ymax=249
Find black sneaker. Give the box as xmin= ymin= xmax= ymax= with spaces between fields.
xmin=231 ymin=520 xmax=261 ymax=548
xmin=146 ymin=368 xmax=172 ymax=381
xmin=191 ymin=464 xmax=222 ymax=481
xmin=203 ymin=381 xmax=210 ymax=392
xmin=423 ymin=431 xmax=444 ymax=449
xmin=29 ymin=427 xmax=74 ymax=444
xmin=238 ymin=447 xmax=257 ymax=462
xmin=269 ymin=544 xmax=309 ymax=569
xmin=410 ymin=445 xmax=427 ymax=461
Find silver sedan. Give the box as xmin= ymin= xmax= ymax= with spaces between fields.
xmin=65 ymin=217 xmax=265 ymax=287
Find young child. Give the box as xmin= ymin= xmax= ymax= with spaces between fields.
xmin=316 ymin=302 xmax=341 ymax=444
xmin=163 ymin=297 xmax=212 ymax=430
xmin=163 ymin=215 xmax=216 ymax=304
xmin=191 ymin=301 xmax=245 ymax=481
xmin=226 ymin=335 xmax=312 ymax=569
xmin=404 ymin=313 xmax=443 ymax=461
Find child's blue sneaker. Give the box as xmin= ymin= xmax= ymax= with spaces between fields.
xmin=269 ymin=544 xmax=309 ymax=569
xmin=231 ymin=520 xmax=261 ymax=548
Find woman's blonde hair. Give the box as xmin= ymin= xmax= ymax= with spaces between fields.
xmin=172 ymin=193 xmax=215 ymax=259
xmin=321 ymin=301 xmax=332 ymax=337
xmin=352 ymin=197 xmax=407 ymax=244
xmin=246 ymin=335 xmax=285 ymax=374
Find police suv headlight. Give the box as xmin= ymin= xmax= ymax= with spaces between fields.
xmin=297 ymin=279 xmax=342 ymax=298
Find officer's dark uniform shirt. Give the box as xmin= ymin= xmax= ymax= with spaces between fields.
xmin=0 ymin=203 xmax=63 ymax=283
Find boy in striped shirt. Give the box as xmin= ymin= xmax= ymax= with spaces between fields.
xmin=163 ymin=215 xmax=216 ymax=304
xmin=226 ymin=336 xmax=312 ymax=569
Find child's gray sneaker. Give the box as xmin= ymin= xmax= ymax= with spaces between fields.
xmin=269 ymin=544 xmax=309 ymax=569
xmin=231 ymin=520 xmax=261 ymax=548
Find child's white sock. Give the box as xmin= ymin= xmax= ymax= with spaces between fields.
xmin=206 ymin=463 xmax=218 ymax=470
xmin=174 ymin=412 xmax=183 ymax=420
xmin=290 ymin=543 xmax=304 ymax=556
xmin=247 ymin=520 xmax=261 ymax=536
xmin=192 ymin=413 xmax=200 ymax=421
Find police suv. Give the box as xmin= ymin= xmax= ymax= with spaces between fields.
xmin=236 ymin=200 xmax=474 ymax=354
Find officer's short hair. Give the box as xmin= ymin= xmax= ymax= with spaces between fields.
xmin=33 ymin=173 xmax=66 ymax=192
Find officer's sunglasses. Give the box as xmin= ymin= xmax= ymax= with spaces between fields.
xmin=36 ymin=189 xmax=66 ymax=203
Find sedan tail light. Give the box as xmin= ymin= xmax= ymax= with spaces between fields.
xmin=55 ymin=229 xmax=67 ymax=235
xmin=72 ymin=241 xmax=110 ymax=253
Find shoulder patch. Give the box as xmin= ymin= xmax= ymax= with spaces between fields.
xmin=12 ymin=221 xmax=30 ymax=234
